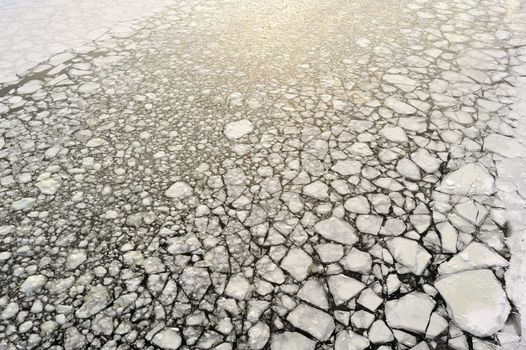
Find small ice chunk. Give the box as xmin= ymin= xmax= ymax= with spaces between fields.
xmin=224 ymin=119 xmax=254 ymax=140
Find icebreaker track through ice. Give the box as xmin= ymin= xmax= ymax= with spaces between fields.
xmin=1 ymin=0 xmax=526 ymax=349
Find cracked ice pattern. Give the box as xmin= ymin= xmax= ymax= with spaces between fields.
xmin=1 ymin=0 xmax=526 ymax=349
xmin=0 ymin=0 xmax=178 ymax=84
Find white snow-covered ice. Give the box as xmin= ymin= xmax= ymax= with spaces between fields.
xmin=0 ymin=0 xmax=177 ymax=83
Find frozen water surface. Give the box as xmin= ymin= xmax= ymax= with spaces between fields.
xmin=1 ymin=0 xmax=526 ymax=349
xmin=0 ymin=0 xmax=177 ymax=83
